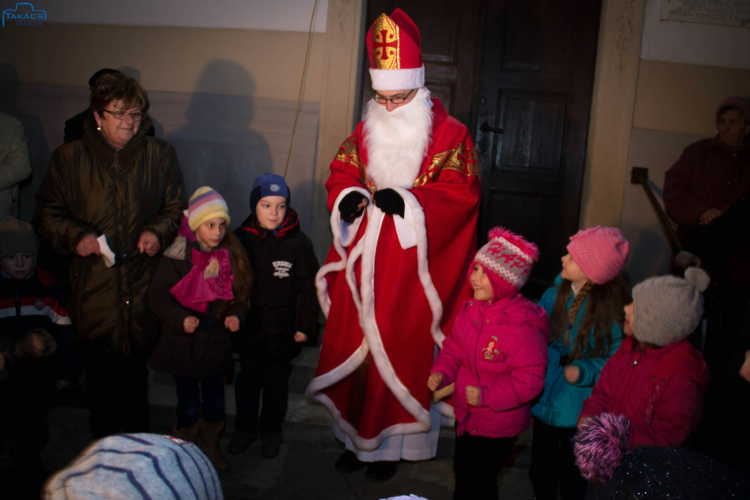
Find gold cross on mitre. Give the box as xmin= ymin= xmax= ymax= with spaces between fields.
xmin=371 ymin=13 xmax=401 ymax=70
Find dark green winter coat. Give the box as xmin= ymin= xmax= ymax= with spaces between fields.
xmin=33 ymin=115 xmax=186 ymax=354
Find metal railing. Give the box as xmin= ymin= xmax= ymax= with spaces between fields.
xmin=630 ymin=167 xmax=682 ymax=255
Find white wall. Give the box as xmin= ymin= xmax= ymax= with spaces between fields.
xmin=641 ymin=0 xmax=750 ymax=69
xmin=28 ymin=0 xmax=328 ymax=32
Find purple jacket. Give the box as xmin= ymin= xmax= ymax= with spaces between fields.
xmin=431 ymin=294 xmax=549 ymax=438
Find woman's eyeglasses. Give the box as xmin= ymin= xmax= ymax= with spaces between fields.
xmin=103 ymin=110 xmax=146 ymax=122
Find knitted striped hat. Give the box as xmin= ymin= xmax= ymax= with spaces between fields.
xmin=188 ymin=187 xmax=230 ymax=231
xmin=43 ymin=433 xmax=223 ymax=499
xmin=473 ymin=227 xmax=539 ymax=300
xmin=567 ymin=226 xmax=629 ymax=285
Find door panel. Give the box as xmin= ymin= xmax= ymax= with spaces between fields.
xmin=476 ymin=0 xmax=601 ymax=296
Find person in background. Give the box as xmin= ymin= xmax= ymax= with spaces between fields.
xmin=0 ymin=111 xmax=31 ymax=221
xmin=33 ymin=72 xmax=186 ymax=439
xmin=149 ymin=187 xmax=252 ymax=472
xmin=530 ymin=226 xmax=630 ymax=500
xmin=229 ymin=174 xmax=319 ymax=460
xmin=429 ymin=227 xmax=548 ymax=500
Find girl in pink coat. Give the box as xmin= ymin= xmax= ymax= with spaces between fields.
xmin=429 ymin=227 xmax=549 ymax=500
xmin=579 ymin=267 xmax=711 ymax=448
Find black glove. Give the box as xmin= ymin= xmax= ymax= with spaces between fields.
xmin=339 ymin=191 xmax=367 ymax=223
xmin=372 ymin=189 xmax=405 ymax=218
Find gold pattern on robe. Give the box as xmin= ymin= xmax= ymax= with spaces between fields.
xmin=413 ymin=143 xmax=481 ymax=187
xmin=204 ymin=258 xmax=220 ymax=279
xmin=371 ymin=14 xmax=400 ymax=70
xmin=334 ymin=137 xmax=367 ymax=185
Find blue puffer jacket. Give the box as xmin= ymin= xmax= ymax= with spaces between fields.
xmin=530 ymin=274 xmax=623 ymax=428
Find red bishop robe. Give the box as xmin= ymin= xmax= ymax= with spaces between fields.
xmin=306 ymin=99 xmax=481 ymax=451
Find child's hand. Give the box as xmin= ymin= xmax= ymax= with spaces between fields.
xmin=427 ymin=373 xmax=443 ymax=391
xmin=224 ymin=316 xmax=240 ymax=332
xmin=740 ymin=350 xmax=750 ymax=383
xmin=29 ymin=330 xmax=56 ymax=358
xmin=294 ymin=332 xmax=308 ymax=343
xmin=466 ymin=385 xmax=481 ymax=406
xmin=564 ymin=365 xmax=580 ymax=384
xmin=577 ymin=416 xmax=589 ymax=429
xmin=183 ymin=316 xmax=200 ymax=333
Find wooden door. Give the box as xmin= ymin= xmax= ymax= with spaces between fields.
xmin=475 ymin=0 xmax=601 ymax=296
xmin=360 ymin=0 xmax=602 ymax=297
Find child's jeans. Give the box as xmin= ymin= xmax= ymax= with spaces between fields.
xmin=234 ymin=360 xmax=292 ymax=435
xmin=174 ymin=374 xmax=225 ymax=429
xmin=453 ymin=429 xmax=517 ymax=500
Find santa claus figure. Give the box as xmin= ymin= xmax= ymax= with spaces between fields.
xmin=306 ymin=8 xmax=481 ymax=480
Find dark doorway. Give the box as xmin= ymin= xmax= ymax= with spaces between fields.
xmin=360 ymin=0 xmax=602 ymax=297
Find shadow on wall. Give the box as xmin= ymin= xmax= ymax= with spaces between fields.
xmin=166 ymin=60 xmax=272 ymax=225
xmin=0 ymin=63 xmax=50 ymax=222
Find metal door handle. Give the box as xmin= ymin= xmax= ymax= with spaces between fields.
xmin=480 ymin=122 xmax=503 ymax=134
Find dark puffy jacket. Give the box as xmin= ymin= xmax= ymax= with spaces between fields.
xmin=235 ymin=210 xmax=319 ymax=364
xmin=33 ymin=115 xmax=185 ymax=354
xmin=149 ymin=237 xmax=248 ymax=379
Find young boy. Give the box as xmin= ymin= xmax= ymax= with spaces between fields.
xmin=229 ymin=174 xmax=320 ymax=459
xmin=0 ymin=217 xmax=75 ymax=387
xmin=0 ymin=217 xmax=75 ymax=494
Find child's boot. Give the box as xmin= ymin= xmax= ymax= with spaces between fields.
xmin=199 ymin=418 xmax=231 ymax=472
xmin=171 ymin=421 xmax=199 ymax=444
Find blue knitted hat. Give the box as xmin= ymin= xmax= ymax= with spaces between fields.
xmin=249 ymin=173 xmax=290 ymax=214
xmin=43 ymin=433 xmax=223 ymax=500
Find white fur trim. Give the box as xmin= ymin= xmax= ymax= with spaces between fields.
xmin=314 ymin=393 xmax=430 ymax=451
xmin=432 ymin=401 xmax=455 ymax=420
xmin=358 ymin=207 xmax=432 ymax=433
xmin=369 ymin=67 xmax=425 ymax=91
xmin=391 ymin=187 xmax=445 ymax=349
xmin=305 ymin=340 xmax=369 ymax=397
xmin=393 ymin=203 xmax=417 ymax=250
xmin=315 ymin=187 xmax=370 ymax=318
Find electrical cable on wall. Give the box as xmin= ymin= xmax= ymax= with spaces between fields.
xmin=284 ymin=0 xmax=319 ymax=179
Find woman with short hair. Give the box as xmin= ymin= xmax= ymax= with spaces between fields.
xmin=34 ymin=72 xmax=186 ymax=438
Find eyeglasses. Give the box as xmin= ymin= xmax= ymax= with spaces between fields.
xmin=373 ymin=88 xmax=417 ymax=105
xmin=102 ymin=109 xmax=145 ymax=122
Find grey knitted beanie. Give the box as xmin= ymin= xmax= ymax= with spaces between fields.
xmin=632 ymin=267 xmax=710 ymax=347
xmin=0 ymin=216 xmax=38 ymax=258
xmin=43 ymin=433 xmax=223 ymax=500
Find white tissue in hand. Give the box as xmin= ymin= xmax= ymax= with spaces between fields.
xmin=97 ymin=234 xmax=116 ymax=268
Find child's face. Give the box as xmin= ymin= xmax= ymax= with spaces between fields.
xmin=623 ymin=302 xmax=635 ymax=337
xmin=195 ymin=218 xmax=227 ymax=251
xmin=470 ymin=263 xmax=494 ymax=302
xmin=255 ymin=196 xmax=287 ymax=231
xmin=561 ymin=253 xmax=588 ymax=287
xmin=1 ymin=253 xmax=35 ymax=280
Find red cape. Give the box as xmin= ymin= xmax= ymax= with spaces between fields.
xmin=307 ymin=100 xmax=481 ymax=450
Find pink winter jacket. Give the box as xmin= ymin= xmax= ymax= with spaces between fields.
xmin=431 ymin=294 xmax=549 ymax=438
xmin=580 ymin=336 xmax=711 ymax=448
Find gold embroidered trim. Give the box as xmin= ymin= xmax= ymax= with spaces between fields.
xmin=413 ymin=143 xmax=480 ymax=187
xmin=372 ymin=14 xmax=400 ymax=70
xmin=334 ymin=137 xmax=367 ymax=184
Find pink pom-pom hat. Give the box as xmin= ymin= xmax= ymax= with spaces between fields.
xmin=472 ymin=227 xmax=539 ymax=301
xmin=566 ymin=226 xmax=629 ymax=285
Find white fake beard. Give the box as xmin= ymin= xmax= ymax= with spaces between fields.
xmin=362 ymin=87 xmax=433 ymax=190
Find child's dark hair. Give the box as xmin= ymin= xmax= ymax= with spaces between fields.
xmin=549 ymin=274 xmax=631 ymax=362
xmin=220 ymin=230 xmax=253 ymax=317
